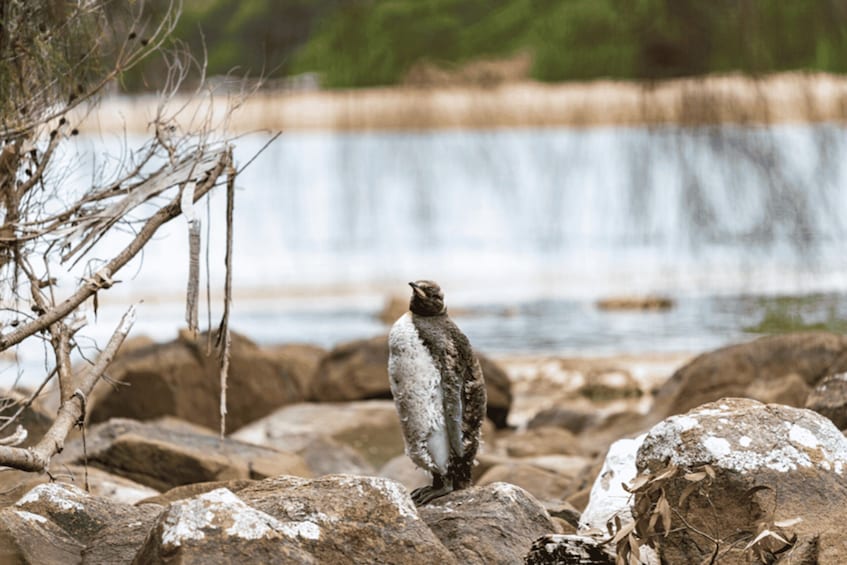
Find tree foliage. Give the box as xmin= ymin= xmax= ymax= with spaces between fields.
xmin=124 ymin=0 xmax=847 ymax=89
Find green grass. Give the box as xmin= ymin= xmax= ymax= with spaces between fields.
xmin=744 ymin=294 xmax=847 ymax=334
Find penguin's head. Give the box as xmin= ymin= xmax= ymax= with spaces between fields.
xmin=408 ymin=280 xmax=446 ymax=316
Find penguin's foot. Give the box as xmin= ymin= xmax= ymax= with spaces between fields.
xmin=411 ymin=482 xmax=453 ymax=506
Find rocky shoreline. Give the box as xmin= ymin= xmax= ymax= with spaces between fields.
xmin=2 ymin=330 xmax=847 ymax=563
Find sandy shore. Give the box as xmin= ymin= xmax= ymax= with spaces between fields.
xmin=78 ymin=72 xmax=847 ymax=134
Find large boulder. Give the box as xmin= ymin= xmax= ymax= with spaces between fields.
xmin=310 ymin=335 xmax=513 ymax=428
xmin=634 ymin=398 xmax=847 ymax=564
xmin=55 ymin=418 xmax=310 ymax=491
xmin=14 ymin=483 xmax=157 ymax=546
xmin=89 ymin=331 xmax=308 ymax=432
xmin=263 ymin=343 xmax=326 ymax=400
xmin=418 ymin=482 xmax=556 ymax=565
xmin=133 ymin=487 xmax=317 ymax=564
xmin=232 ymin=400 xmax=405 ymax=469
xmin=653 ymin=332 xmax=847 ymax=418
xmin=0 ymin=482 xmax=161 ymax=565
xmin=310 ymin=335 xmax=390 ymax=401
xmin=239 ymin=475 xmax=457 ymax=564
xmin=0 ymin=506 xmax=83 ymax=564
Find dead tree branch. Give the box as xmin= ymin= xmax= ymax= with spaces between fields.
xmin=0 ymin=306 xmax=135 ymax=472
xmin=0 ymin=151 xmax=230 ymax=353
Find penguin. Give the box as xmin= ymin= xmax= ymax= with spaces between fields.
xmin=388 ymin=280 xmax=487 ymax=505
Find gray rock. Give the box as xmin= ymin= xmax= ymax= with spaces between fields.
xmin=232 ymin=400 xmax=405 ymax=469
xmin=0 ymin=506 xmax=83 ymax=565
xmin=239 ymin=474 xmax=457 ymax=564
xmin=477 ymin=460 xmax=585 ymax=504
xmin=378 ymin=454 xmax=431 ymax=491
xmin=418 ymin=482 xmax=555 ymax=565
xmin=57 ymin=417 xmax=311 ymax=491
xmin=528 ymin=407 xmax=599 ymax=435
xmin=497 ymin=426 xmax=583 ymax=458
xmin=15 ymin=482 xmax=157 ymax=547
xmin=653 ymin=332 xmax=847 ymax=419
xmin=806 ymin=371 xmax=847 ymax=430
xmin=524 ymin=534 xmax=615 ymax=564
xmin=90 ymin=331 xmax=307 ymax=432
xmin=3 ymin=482 xmax=161 ymax=565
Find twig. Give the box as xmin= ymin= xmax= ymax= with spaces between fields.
xmin=217 ymin=153 xmax=235 ymax=438
xmin=0 ymin=306 xmax=136 ymax=472
xmin=0 ymin=367 xmax=57 ymax=435
xmin=182 ymin=181 xmax=200 ymax=338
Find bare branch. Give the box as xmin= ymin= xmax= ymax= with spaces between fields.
xmin=0 ymin=305 xmax=135 ymax=472
xmin=0 ymin=150 xmax=230 ymax=353
xmin=0 ymin=367 xmax=56 ymax=435
xmin=217 ymin=154 xmax=235 ymax=438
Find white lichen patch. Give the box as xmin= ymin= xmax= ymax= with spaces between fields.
xmin=492 ymin=482 xmax=523 ymax=502
xmin=278 ymin=521 xmax=321 ymax=540
xmin=15 ymin=510 xmax=47 ymax=524
xmin=160 ymin=488 xmax=322 ymax=548
xmin=673 ymin=415 xmax=699 ymax=432
xmin=16 ymin=483 xmax=85 ymax=512
xmin=274 ymin=498 xmax=336 ymax=525
xmin=367 ymin=477 xmax=418 ymax=520
xmin=788 ymin=425 xmax=819 ymax=449
xmin=703 ymin=436 xmax=731 ymax=458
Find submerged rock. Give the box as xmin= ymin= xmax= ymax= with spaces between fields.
xmin=595 ymin=295 xmax=673 ymax=311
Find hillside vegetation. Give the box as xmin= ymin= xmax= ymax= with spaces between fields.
xmin=127 ymin=0 xmax=847 ymax=90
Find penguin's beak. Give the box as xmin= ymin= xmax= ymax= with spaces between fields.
xmin=408 ymin=281 xmax=426 ymax=298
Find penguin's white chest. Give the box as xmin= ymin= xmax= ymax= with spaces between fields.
xmin=388 ymin=313 xmax=449 ymax=474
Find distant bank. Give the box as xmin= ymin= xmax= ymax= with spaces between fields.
xmin=81 ymin=72 xmax=847 ymax=134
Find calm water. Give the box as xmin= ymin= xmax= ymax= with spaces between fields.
xmin=4 ymin=124 xmax=847 ymax=386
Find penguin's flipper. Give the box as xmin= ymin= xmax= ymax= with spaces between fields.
xmin=441 ymin=367 xmax=465 ymax=458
